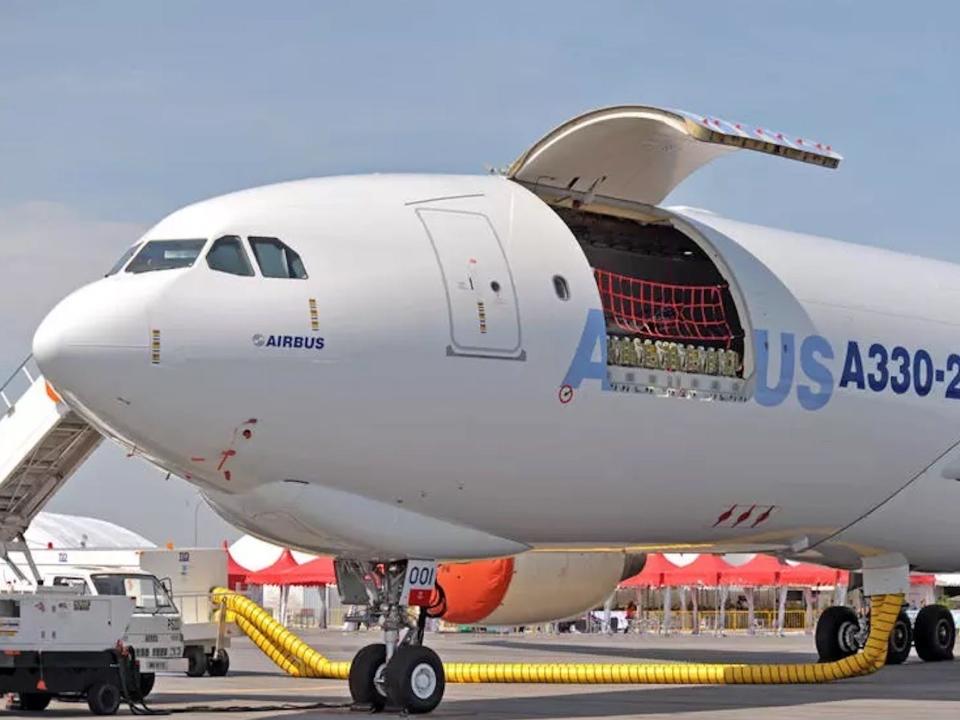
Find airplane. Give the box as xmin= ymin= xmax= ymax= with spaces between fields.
xmin=29 ymin=105 xmax=960 ymax=712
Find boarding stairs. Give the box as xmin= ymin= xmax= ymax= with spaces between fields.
xmin=0 ymin=356 xmax=102 ymax=579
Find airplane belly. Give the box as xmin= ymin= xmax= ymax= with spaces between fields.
xmin=197 ymin=342 xmax=955 ymax=556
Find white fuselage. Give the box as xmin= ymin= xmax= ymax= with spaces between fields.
xmin=33 ymin=174 xmax=960 ymax=571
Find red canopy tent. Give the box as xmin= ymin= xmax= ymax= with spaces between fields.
xmin=664 ymin=554 xmax=730 ymax=587
xmin=269 ymin=557 xmax=337 ymax=587
xmin=620 ymin=553 xmax=855 ymax=589
xmin=619 ymin=553 xmax=679 ymax=588
xmin=226 ymin=550 xmax=253 ymax=590
xmin=780 ymin=562 xmax=848 ymax=588
xmin=721 ymin=555 xmax=784 ymax=587
xmin=245 ymin=548 xmax=300 ymax=586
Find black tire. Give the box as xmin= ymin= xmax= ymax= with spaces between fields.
xmin=186 ymin=646 xmax=208 ymax=677
xmin=385 ymin=645 xmax=445 ymax=715
xmin=349 ymin=643 xmax=387 ymax=710
xmin=815 ymin=606 xmax=861 ymax=662
xmin=886 ymin=610 xmax=913 ymax=665
xmin=87 ymin=681 xmax=121 ymax=716
xmin=18 ymin=693 xmax=52 ymax=711
xmin=208 ymin=649 xmax=230 ymax=677
xmin=138 ymin=671 xmax=156 ymax=698
xmin=914 ymin=605 xmax=956 ymax=662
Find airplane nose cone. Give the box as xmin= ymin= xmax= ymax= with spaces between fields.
xmin=34 ymin=280 xmax=149 ymax=397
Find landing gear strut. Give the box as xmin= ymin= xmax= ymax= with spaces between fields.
xmin=341 ymin=559 xmax=446 ymax=714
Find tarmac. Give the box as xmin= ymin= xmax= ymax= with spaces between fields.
xmin=25 ymin=629 xmax=960 ymax=719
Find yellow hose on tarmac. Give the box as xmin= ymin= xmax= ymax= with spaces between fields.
xmin=213 ymin=587 xmax=903 ymax=685
xmin=213 ymin=588 xmax=350 ymax=680
xmin=233 ymin=613 xmax=305 ymax=677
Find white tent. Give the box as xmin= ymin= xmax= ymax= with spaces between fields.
xmin=227 ymin=535 xmax=315 ymax=571
xmin=26 ymin=511 xmax=154 ymax=549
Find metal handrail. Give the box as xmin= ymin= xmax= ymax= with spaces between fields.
xmin=0 ymin=355 xmax=40 ymax=411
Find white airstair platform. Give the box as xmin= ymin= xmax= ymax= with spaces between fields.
xmin=0 ymin=357 xmax=102 ymax=550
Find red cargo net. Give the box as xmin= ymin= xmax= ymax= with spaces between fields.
xmin=594 ymin=268 xmax=735 ymax=346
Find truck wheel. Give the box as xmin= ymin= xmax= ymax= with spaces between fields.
xmin=139 ymin=672 xmax=156 ymax=698
xmin=87 ymin=681 xmax=121 ymax=715
xmin=18 ymin=693 xmax=52 ymax=711
xmin=208 ymin=649 xmax=230 ymax=677
xmin=186 ymin=646 xmax=208 ymax=677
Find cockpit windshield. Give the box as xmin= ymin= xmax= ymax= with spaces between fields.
xmin=126 ymin=239 xmax=206 ymax=274
xmin=105 ymin=244 xmax=141 ymax=276
xmin=91 ymin=573 xmax=177 ymax=615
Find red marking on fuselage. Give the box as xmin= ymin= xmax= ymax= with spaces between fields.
xmin=731 ymin=505 xmax=757 ymax=528
xmin=713 ymin=505 xmax=736 ymax=527
xmin=750 ymin=506 xmax=776 ymax=528
xmin=190 ymin=457 xmax=206 ymax=463
xmin=216 ymin=449 xmax=236 ymax=471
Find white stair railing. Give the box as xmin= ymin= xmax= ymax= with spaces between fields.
xmin=0 ymin=355 xmax=40 ymax=413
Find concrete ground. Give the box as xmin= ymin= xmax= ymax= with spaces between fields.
xmin=21 ymin=629 xmax=960 ymax=719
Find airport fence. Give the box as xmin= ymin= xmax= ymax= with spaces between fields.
xmin=274 ymin=604 xmax=814 ymax=635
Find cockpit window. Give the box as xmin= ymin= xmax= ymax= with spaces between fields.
xmin=126 ymin=239 xmax=206 ymax=274
xmin=207 ymin=236 xmax=254 ymax=276
xmin=106 ymin=244 xmax=141 ymax=277
xmin=249 ymin=237 xmax=308 ymax=279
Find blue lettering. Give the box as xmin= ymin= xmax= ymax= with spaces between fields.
xmin=294 ymin=336 xmax=304 ymax=348
xmin=798 ymin=335 xmax=834 ymax=411
xmin=838 ymin=341 xmax=865 ymax=389
xmin=282 ymin=336 xmax=293 ymax=348
xmin=914 ymin=349 xmax=934 ymax=397
xmin=315 ymin=337 xmax=325 ymax=350
xmin=867 ymin=343 xmax=888 ymax=392
xmin=754 ymin=330 xmax=795 ymax=407
xmin=889 ymin=346 xmax=911 ymax=394
xmin=266 ymin=335 xmax=278 ymax=347
xmin=562 ymin=309 xmax=610 ymax=390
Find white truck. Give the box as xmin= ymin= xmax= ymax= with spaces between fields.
xmin=0 ymin=587 xmax=145 ymax=715
xmin=2 ymin=546 xmax=233 ymax=680
xmin=39 ymin=566 xmax=185 ymax=695
xmin=139 ymin=547 xmax=233 ymax=677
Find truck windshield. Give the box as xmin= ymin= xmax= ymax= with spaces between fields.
xmin=91 ymin=574 xmax=177 ymax=615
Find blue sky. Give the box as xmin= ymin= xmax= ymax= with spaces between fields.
xmin=1 ymin=1 xmax=957 ymax=543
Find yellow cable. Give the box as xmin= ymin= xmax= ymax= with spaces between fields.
xmin=213 ymin=587 xmax=902 ymax=685
xmin=232 ymin=613 xmax=304 ymax=677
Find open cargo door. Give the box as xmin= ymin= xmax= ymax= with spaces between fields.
xmin=508 ymin=105 xmax=842 ymax=207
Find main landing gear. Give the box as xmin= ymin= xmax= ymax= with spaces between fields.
xmin=816 ymin=593 xmax=955 ymax=664
xmin=339 ymin=560 xmax=446 ymax=714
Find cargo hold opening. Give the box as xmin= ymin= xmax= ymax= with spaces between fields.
xmin=555 ymin=206 xmax=747 ymax=392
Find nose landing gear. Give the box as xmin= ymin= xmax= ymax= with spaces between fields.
xmin=339 ymin=559 xmax=446 ymax=714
